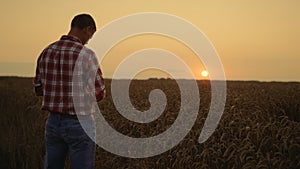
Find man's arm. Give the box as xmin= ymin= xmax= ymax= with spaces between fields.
xmin=33 ymin=54 xmax=43 ymax=96
xmin=94 ymin=68 xmax=106 ymax=102
xmin=84 ymin=48 xmax=106 ymax=102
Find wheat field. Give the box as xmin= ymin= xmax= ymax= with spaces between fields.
xmin=0 ymin=77 xmax=299 ymax=169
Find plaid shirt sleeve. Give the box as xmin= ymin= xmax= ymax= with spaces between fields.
xmin=95 ymin=67 xmax=106 ymax=102
xmin=33 ymin=51 xmax=44 ymax=96
xmin=83 ymin=48 xmax=106 ymax=102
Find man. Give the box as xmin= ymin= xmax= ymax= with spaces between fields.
xmin=33 ymin=14 xmax=105 ymax=169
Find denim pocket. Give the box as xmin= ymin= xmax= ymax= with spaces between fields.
xmin=45 ymin=116 xmax=60 ymax=144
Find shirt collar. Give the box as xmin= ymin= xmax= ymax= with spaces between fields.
xmin=60 ymin=35 xmax=82 ymax=44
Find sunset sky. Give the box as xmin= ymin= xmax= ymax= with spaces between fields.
xmin=0 ymin=0 xmax=299 ymax=81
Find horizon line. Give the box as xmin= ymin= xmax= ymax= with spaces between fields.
xmin=1 ymin=75 xmax=299 ymax=83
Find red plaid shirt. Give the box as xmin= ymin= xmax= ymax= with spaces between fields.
xmin=34 ymin=35 xmax=105 ymax=115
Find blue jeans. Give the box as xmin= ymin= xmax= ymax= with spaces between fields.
xmin=44 ymin=113 xmax=95 ymax=169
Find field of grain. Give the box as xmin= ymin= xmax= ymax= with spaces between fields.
xmin=0 ymin=77 xmax=299 ymax=169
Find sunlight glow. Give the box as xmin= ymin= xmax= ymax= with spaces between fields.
xmin=201 ymin=70 xmax=209 ymax=77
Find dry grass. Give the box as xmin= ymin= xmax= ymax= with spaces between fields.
xmin=0 ymin=77 xmax=299 ymax=169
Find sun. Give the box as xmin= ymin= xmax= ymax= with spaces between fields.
xmin=201 ymin=70 xmax=209 ymax=77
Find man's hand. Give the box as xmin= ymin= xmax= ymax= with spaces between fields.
xmin=35 ymin=85 xmax=43 ymax=96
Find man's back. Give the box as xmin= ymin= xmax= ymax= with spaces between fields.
xmin=34 ymin=35 xmax=84 ymax=114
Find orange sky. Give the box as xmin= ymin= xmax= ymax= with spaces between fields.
xmin=0 ymin=0 xmax=299 ymax=81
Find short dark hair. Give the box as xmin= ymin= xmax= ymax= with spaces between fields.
xmin=71 ymin=14 xmax=96 ymax=31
